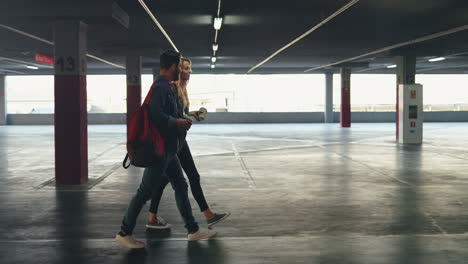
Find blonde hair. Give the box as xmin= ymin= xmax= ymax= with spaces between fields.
xmin=174 ymin=57 xmax=191 ymax=109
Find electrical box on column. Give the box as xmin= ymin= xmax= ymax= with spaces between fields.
xmin=398 ymin=84 xmax=423 ymax=144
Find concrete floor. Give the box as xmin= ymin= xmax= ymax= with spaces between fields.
xmin=0 ymin=123 xmax=467 ymax=264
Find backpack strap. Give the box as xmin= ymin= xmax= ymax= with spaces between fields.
xmin=143 ymin=79 xmax=170 ymax=105
xmin=122 ymin=153 xmax=131 ymax=169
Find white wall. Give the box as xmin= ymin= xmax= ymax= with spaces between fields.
xmin=6 ymin=112 xmax=468 ymax=125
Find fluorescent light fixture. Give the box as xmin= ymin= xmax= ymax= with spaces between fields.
xmin=26 ymin=65 xmax=38 ymax=70
xmin=213 ymin=17 xmax=223 ymax=30
xmin=211 ymin=57 xmax=217 ymax=63
xmin=386 ymin=64 xmax=397 ymax=69
xmin=429 ymin=57 xmax=446 ymax=62
xmin=212 ymin=43 xmax=218 ymax=51
xmin=211 ymin=64 xmax=215 ymax=69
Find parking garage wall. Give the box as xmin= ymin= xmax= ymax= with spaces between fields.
xmin=6 ymin=111 xmax=468 ymax=125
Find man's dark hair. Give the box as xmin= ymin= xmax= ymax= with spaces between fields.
xmin=160 ymin=50 xmax=181 ymax=70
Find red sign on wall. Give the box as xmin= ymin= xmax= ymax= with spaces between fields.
xmin=411 ymin=90 xmax=417 ymax=99
xmin=35 ymin=53 xmax=54 ymax=65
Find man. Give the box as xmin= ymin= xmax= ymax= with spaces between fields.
xmin=115 ymin=50 xmax=216 ymax=249
xmin=146 ymin=57 xmax=230 ymax=230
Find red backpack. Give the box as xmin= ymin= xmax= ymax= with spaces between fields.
xmin=123 ymin=81 xmax=166 ymax=169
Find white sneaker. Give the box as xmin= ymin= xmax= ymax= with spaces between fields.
xmin=187 ymin=228 xmax=217 ymax=241
xmin=114 ymin=234 xmax=145 ymax=248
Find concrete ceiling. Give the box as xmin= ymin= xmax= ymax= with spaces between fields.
xmin=0 ymin=0 xmax=468 ymax=75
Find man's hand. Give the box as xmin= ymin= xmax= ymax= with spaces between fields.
xmin=188 ymin=111 xmax=201 ymax=121
xmin=174 ymin=118 xmax=192 ymax=130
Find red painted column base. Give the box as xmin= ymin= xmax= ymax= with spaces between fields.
xmin=54 ymin=75 xmax=88 ymax=184
xmin=340 ymin=87 xmax=351 ymax=127
xmin=340 ymin=108 xmax=351 ymax=127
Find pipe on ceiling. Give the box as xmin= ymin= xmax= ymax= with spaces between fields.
xmin=247 ymin=0 xmax=360 ymax=73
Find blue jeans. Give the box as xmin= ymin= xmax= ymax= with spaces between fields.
xmin=149 ymin=142 xmax=209 ymax=214
xmin=120 ymin=155 xmax=199 ymax=235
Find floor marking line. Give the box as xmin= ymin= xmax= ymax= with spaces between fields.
xmin=231 ymin=142 xmax=257 ymax=188
xmin=426 ymin=213 xmax=447 ymax=235
xmin=87 ymin=162 xmax=122 ymax=190
xmin=317 ymin=145 xmax=414 ymax=187
xmin=194 ymin=143 xmax=338 ymax=158
xmin=88 ymin=142 xmax=123 ymax=164
xmin=424 ymin=149 xmax=468 ymax=161
xmin=33 ymin=178 xmax=56 ymax=190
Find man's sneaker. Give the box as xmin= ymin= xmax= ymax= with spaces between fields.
xmin=114 ymin=234 xmax=145 ymax=249
xmin=146 ymin=216 xmax=171 ymax=229
xmin=187 ymin=228 xmax=217 ymax=241
xmin=207 ymin=212 xmax=231 ymax=227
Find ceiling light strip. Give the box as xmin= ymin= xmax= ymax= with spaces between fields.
xmin=447 ymin=51 xmax=468 ymax=57
xmin=0 ymin=69 xmax=25 ymax=74
xmin=211 ymin=0 xmax=222 ymax=69
xmin=428 ymin=57 xmax=446 ymax=62
xmin=304 ymin=24 xmax=468 ymax=72
xmin=357 ymin=60 xmax=427 ymax=73
xmin=247 ymin=0 xmax=360 ymax=73
xmin=0 ymin=24 xmax=54 ymax=45
xmin=0 ymin=24 xmax=125 ymax=69
xmin=417 ymin=63 xmax=468 ymax=73
xmin=137 ymin=0 xmax=179 ymax=52
xmin=356 ymin=51 xmax=467 ymax=73
xmin=0 ymin=56 xmax=51 ymax=68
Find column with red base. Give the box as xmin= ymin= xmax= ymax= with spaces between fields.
xmin=126 ymin=56 xmax=142 ymax=135
xmin=395 ymin=56 xmax=416 ymax=141
xmin=54 ymin=21 xmax=88 ymax=184
xmin=340 ymin=68 xmax=351 ymax=127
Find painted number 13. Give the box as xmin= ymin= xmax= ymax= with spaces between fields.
xmin=56 ymin=57 xmax=75 ymax=72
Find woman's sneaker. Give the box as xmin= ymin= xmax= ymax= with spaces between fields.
xmin=146 ymin=216 xmax=171 ymax=229
xmin=114 ymin=234 xmax=145 ymax=248
xmin=187 ymin=228 xmax=217 ymax=241
xmin=207 ymin=212 xmax=231 ymax=227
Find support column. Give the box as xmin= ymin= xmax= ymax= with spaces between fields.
xmin=126 ymin=56 xmax=142 ymax=134
xmin=0 ymin=75 xmax=6 ymax=125
xmin=340 ymin=68 xmax=351 ymax=127
xmin=324 ymin=73 xmax=333 ymax=123
xmin=54 ymin=21 xmax=88 ymax=185
xmin=396 ymin=56 xmax=416 ymax=140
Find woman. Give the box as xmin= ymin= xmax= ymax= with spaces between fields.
xmin=146 ymin=57 xmax=230 ymax=229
